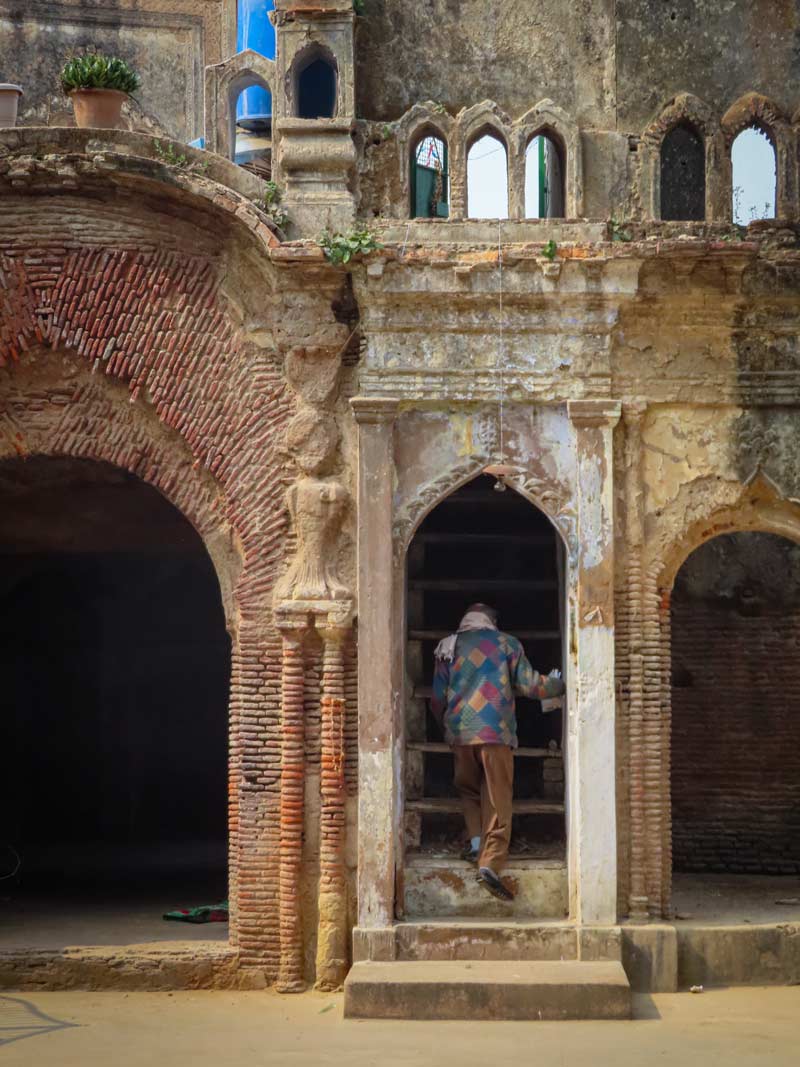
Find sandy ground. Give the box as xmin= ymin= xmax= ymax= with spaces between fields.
xmin=1 ymin=987 xmax=799 ymax=1067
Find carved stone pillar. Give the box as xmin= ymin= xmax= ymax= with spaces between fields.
xmin=623 ymin=402 xmax=649 ymax=921
xmin=276 ymin=617 xmax=308 ymax=993
xmin=350 ymin=396 xmax=400 ymax=962
xmin=315 ymin=617 xmax=349 ymax=991
xmin=567 ymin=398 xmax=621 ymax=925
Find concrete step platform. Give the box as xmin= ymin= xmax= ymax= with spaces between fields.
xmin=344 ymin=960 xmax=632 ymax=1020
xmin=396 ymin=920 xmax=579 ymax=961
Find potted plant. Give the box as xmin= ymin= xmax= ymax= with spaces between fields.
xmin=60 ymin=53 xmax=140 ymax=130
xmin=0 ymin=84 xmax=23 ymax=127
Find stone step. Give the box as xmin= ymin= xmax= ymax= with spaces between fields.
xmin=396 ymin=920 xmax=579 ymax=961
xmin=403 ymin=857 xmax=568 ymax=919
xmin=344 ymin=960 xmax=632 ymax=1021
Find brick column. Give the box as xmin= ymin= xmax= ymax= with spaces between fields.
xmin=315 ymin=618 xmax=349 ymax=990
xmin=350 ymin=396 xmax=400 ymax=962
xmin=623 ymin=402 xmax=650 ymax=921
xmin=276 ymin=618 xmax=308 ymax=992
xmin=568 ymin=399 xmax=621 ymax=925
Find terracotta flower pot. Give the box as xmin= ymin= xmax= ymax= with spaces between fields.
xmin=69 ymin=88 xmax=127 ymax=130
xmin=0 ymin=84 xmax=23 ymax=127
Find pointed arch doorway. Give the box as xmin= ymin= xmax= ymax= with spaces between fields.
xmin=401 ymin=474 xmax=568 ymax=918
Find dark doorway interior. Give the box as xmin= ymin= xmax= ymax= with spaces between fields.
xmin=0 ymin=457 xmax=230 ymax=947
xmin=671 ymin=532 xmax=800 ymax=877
xmin=405 ymin=475 xmax=565 ymax=861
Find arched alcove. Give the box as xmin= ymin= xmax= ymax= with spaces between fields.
xmin=670 ymin=531 xmax=800 ymax=915
xmin=295 ymin=48 xmax=337 ymax=120
xmin=660 ymin=122 xmax=705 ymax=221
xmin=410 ymin=131 xmax=449 ymax=219
xmin=467 ymin=131 xmax=509 ymax=219
xmin=0 ymin=455 xmax=230 ymax=945
xmin=525 ymin=133 xmax=565 ymax=219
xmin=732 ymin=125 xmax=777 ymax=224
xmin=402 ymin=474 xmax=566 ymax=917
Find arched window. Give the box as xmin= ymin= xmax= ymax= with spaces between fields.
xmin=525 ymin=133 xmax=565 ymax=219
xmin=660 ymin=123 xmax=705 ymax=221
xmin=411 ymin=133 xmax=449 ymax=219
xmin=467 ymin=132 xmax=509 ymax=219
xmin=732 ymin=126 xmax=776 ymax=224
xmin=296 ymin=52 xmax=337 ymax=120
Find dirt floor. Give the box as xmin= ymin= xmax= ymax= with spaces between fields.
xmin=1 ymin=988 xmax=798 ymax=1066
xmin=672 ymin=873 xmax=800 ymax=925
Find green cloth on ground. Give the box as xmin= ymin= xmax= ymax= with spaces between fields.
xmin=163 ymin=901 xmax=229 ymax=924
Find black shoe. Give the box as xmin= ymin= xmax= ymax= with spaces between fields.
xmin=478 ymin=866 xmax=515 ymax=902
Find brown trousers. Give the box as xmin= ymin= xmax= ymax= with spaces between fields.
xmin=452 ymin=744 xmax=514 ymax=875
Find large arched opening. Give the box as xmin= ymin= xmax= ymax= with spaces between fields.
xmin=0 ymin=456 xmax=231 ymax=947
xmin=670 ymin=530 xmax=800 ymax=920
xmin=402 ymin=474 xmax=567 ymax=918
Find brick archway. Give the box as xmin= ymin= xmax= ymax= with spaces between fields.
xmin=0 ymin=221 xmax=296 ymax=978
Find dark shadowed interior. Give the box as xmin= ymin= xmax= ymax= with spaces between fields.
xmin=0 ymin=457 xmax=230 ymax=946
xmin=671 ymin=531 xmax=800 ymax=877
xmin=405 ymin=475 xmax=566 ymax=860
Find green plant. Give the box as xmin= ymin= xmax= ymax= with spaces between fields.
xmin=610 ymin=216 xmax=632 ymax=243
xmin=319 ymin=226 xmax=382 ymax=265
xmin=541 ymin=239 xmax=558 ymax=261
xmin=253 ymin=181 xmax=289 ymax=231
xmin=61 ymin=53 xmax=140 ymax=95
xmin=152 ymin=139 xmax=210 ymax=174
xmin=353 ymin=0 xmax=366 ymax=13
xmin=381 ymin=123 xmax=393 ymax=141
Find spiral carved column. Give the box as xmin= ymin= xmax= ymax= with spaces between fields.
xmin=315 ymin=622 xmax=350 ymax=990
xmin=277 ymin=620 xmax=308 ymax=993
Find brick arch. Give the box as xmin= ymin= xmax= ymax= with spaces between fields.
xmin=625 ymin=486 xmax=800 ymax=921
xmin=0 ymin=226 xmax=296 ymax=978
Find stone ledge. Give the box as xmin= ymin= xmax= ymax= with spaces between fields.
xmin=0 ymin=944 xmax=266 ymax=992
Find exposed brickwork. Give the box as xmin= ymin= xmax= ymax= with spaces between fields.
xmin=0 ymin=191 xmax=348 ymax=985
xmin=671 ymin=599 xmax=800 ymax=875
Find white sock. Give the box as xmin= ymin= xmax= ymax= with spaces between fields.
xmin=470 ymin=836 xmax=480 ymax=852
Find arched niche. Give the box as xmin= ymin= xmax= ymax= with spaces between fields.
xmin=292 ymin=44 xmax=338 ymax=120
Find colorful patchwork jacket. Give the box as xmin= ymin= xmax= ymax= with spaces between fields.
xmin=431 ymin=629 xmax=564 ymax=748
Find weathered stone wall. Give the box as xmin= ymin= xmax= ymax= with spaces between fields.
xmin=671 ymin=533 xmax=800 ymax=875
xmin=0 ymin=0 xmax=234 ymax=141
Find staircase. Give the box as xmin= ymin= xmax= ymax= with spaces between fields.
xmin=344 ymin=921 xmax=632 ymax=1021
